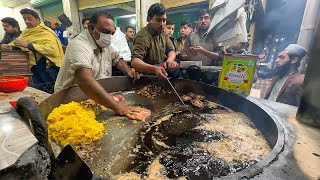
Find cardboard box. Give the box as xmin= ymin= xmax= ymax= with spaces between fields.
xmin=219 ymin=54 xmax=257 ymax=96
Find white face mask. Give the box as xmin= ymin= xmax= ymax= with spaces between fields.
xmin=94 ymin=27 xmax=112 ymax=48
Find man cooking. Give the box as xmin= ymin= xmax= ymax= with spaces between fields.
xmin=131 ymin=3 xmax=179 ymax=80
xmin=182 ymin=9 xmax=224 ymax=66
xmin=264 ymin=44 xmax=307 ymax=106
xmin=54 ymin=11 xmax=149 ymax=120
xmin=1 ymin=9 xmax=63 ymax=94
xmin=0 ymin=17 xmax=21 ymax=45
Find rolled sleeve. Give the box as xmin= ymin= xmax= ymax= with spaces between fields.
xmin=67 ymin=44 xmax=93 ymax=73
xmin=131 ymin=34 xmax=150 ymax=61
xmin=213 ymin=46 xmax=225 ymax=62
xmin=109 ymin=46 xmax=121 ymax=66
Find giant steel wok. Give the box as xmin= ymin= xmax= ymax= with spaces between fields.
xmin=38 ymin=76 xmax=284 ymax=179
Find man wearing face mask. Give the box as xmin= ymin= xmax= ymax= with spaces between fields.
xmin=131 ymin=3 xmax=179 ymax=79
xmin=182 ymin=9 xmax=224 ymax=66
xmin=264 ymin=44 xmax=307 ymax=106
xmin=55 ymin=11 xmax=148 ymax=119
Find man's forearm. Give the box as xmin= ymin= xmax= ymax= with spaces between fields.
xmin=115 ymin=59 xmax=130 ymax=74
xmin=131 ymin=58 xmax=156 ymax=74
xmin=76 ymin=70 xmax=118 ymax=110
xmin=201 ymin=49 xmax=220 ymax=60
xmin=167 ymin=51 xmax=176 ymax=62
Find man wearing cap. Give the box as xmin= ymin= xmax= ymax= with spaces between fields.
xmin=265 ymin=44 xmax=307 ymax=106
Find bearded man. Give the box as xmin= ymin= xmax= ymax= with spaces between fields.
xmin=265 ymin=44 xmax=307 ymax=106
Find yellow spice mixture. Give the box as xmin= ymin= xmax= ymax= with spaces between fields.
xmin=47 ymin=101 xmax=106 ymax=146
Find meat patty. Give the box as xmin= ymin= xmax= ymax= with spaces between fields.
xmin=190 ymin=99 xmax=205 ymax=109
xmin=187 ymin=92 xmax=196 ymax=98
xmin=126 ymin=107 xmax=152 ymax=121
xmin=194 ymin=94 xmax=205 ymax=100
xmin=181 ymin=95 xmax=193 ymax=102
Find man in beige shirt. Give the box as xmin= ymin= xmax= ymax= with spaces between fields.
xmin=55 ymin=11 xmax=147 ymax=118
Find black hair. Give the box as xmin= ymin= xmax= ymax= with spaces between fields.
xmin=125 ymin=26 xmax=135 ymax=32
xmin=89 ymin=11 xmax=114 ymax=25
xmin=82 ymin=17 xmax=90 ymax=25
xmin=192 ymin=21 xmax=199 ymax=29
xmin=197 ymin=9 xmax=211 ymax=19
xmin=288 ymin=51 xmax=303 ymax=68
xmin=147 ymin=3 xmax=166 ymax=22
xmin=1 ymin=17 xmax=20 ymax=29
xmin=166 ymin=19 xmax=175 ymax=25
xmin=180 ymin=20 xmax=192 ymax=28
xmin=20 ymin=8 xmax=40 ymax=19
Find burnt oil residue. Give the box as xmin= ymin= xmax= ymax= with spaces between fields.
xmin=121 ymin=102 xmax=268 ymax=179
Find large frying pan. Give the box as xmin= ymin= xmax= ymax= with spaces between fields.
xmin=38 ymin=76 xmax=281 ymax=179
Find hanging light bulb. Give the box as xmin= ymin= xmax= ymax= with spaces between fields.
xmin=130 ymin=19 xmax=136 ymax=25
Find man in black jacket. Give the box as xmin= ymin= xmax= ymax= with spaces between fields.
xmin=0 ymin=17 xmax=21 ymax=45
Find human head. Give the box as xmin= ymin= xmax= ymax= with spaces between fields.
xmin=180 ymin=21 xmax=192 ymax=38
xmin=192 ymin=21 xmax=199 ymax=32
xmin=164 ymin=19 xmax=175 ymax=38
xmin=1 ymin=17 xmax=20 ymax=34
xmin=82 ymin=17 xmax=90 ymax=29
xmin=125 ymin=26 xmax=135 ymax=40
xmin=275 ymin=44 xmax=307 ymax=76
xmin=147 ymin=3 xmax=167 ymax=34
xmin=20 ymin=8 xmax=41 ymax=28
xmin=88 ymin=11 xmax=116 ymax=48
xmin=197 ymin=9 xmax=211 ymax=32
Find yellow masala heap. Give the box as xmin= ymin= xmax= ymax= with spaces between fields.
xmin=46 ymin=101 xmax=106 ymax=146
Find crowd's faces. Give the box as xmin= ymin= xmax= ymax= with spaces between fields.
xmin=83 ymin=20 xmax=90 ymax=29
xmin=2 ymin=22 xmax=18 ymax=34
xmin=198 ymin=13 xmax=211 ymax=31
xmin=149 ymin=14 xmax=167 ymax=35
xmin=164 ymin=24 xmax=175 ymax=38
xmin=126 ymin=27 xmax=135 ymax=40
xmin=274 ymin=50 xmax=292 ymax=76
xmin=22 ymin=14 xmax=40 ymax=28
xmin=180 ymin=25 xmax=191 ymax=37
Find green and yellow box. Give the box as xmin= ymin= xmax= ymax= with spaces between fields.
xmin=219 ymin=54 xmax=258 ymax=96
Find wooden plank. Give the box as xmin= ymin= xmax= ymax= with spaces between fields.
xmin=0 ymin=51 xmax=31 ymax=76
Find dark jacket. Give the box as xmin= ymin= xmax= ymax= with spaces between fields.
xmin=0 ymin=31 xmax=22 ymax=44
xmin=265 ymin=72 xmax=305 ymax=106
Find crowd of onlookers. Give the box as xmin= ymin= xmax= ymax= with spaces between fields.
xmin=0 ymin=3 xmax=307 ymax=107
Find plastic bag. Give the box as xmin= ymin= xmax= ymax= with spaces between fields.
xmin=111 ymin=27 xmax=131 ymax=62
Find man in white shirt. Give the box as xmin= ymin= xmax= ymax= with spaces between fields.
xmin=55 ymin=11 xmax=147 ymax=118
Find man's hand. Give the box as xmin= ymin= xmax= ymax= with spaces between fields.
xmin=126 ymin=68 xmax=139 ymax=81
xmin=113 ymin=103 xmax=151 ymax=120
xmin=14 ymin=39 xmax=28 ymax=48
xmin=164 ymin=60 xmax=179 ymax=73
xmin=154 ymin=66 xmax=168 ymax=80
xmin=1 ymin=44 xmax=12 ymax=50
xmin=191 ymin=45 xmax=205 ymax=54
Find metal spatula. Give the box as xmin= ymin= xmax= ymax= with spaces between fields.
xmin=166 ymin=78 xmax=186 ymax=105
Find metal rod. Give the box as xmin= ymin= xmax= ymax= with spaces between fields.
xmin=166 ymin=78 xmax=186 ymax=105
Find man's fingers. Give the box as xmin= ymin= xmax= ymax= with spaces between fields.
xmin=161 ymin=67 xmax=168 ymax=76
